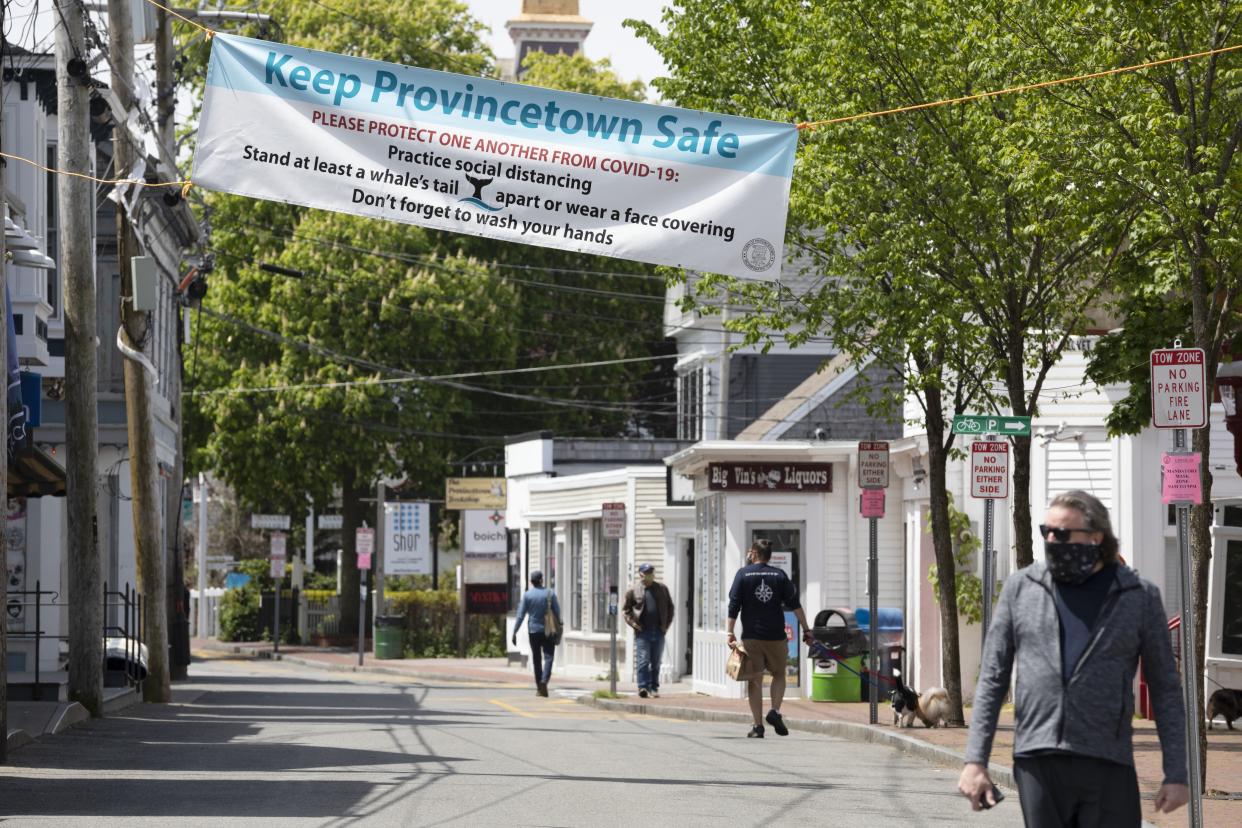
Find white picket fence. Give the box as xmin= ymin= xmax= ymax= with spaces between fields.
xmin=189 ymin=588 xmax=226 ymax=639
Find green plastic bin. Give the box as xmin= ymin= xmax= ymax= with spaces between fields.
xmin=811 ymin=654 xmax=862 ymax=701
xmin=374 ymin=615 xmax=405 ymax=660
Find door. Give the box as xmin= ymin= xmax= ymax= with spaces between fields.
xmin=747 ymin=523 xmax=804 ymax=688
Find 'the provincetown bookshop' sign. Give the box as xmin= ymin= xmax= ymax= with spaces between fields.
xmin=192 ymin=35 xmax=797 ymax=279
xmin=707 ymin=463 xmax=833 ymax=492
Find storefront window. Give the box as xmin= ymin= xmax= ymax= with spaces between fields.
xmin=569 ymin=521 xmax=583 ymax=630
xmin=592 ymin=522 xmax=619 ymax=633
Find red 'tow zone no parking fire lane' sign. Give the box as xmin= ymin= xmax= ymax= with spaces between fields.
xmin=971 ymin=441 xmax=1009 ymax=499
xmin=1150 ymin=348 xmax=1207 ymax=429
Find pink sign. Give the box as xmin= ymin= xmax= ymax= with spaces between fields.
xmin=1161 ymin=452 xmax=1203 ymax=505
xmin=860 ymin=489 xmax=885 ymax=519
xmin=357 ymin=551 xmax=373 ymax=570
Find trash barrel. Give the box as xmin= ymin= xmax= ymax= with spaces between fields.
xmin=810 ymin=609 xmax=867 ymax=702
xmin=373 ymin=615 xmax=405 ymax=660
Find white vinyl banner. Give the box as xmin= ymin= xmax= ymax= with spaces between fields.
xmin=192 ymin=36 xmax=797 ymax=279
xmin=384 ymin=501 xmax=431 ymax=576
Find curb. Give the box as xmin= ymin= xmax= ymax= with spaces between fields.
xmin=578 ymin=696 xmax=1018 ymax=791
xmin=47 ymin=702 xmax=89 ymax=735
xmin=255 ymin=651 xmax=527 ymax=686
xmin=5 ymin=728 xmax=34 ymax=754
xmin=103 ymin=689 xmax=141 ymax=715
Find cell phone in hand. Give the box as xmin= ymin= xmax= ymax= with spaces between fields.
xmin=981 ymin=785 xmax=1005 ymax=809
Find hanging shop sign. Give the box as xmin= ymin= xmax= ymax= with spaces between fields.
xmin=707 ymin=462 xmax=833 ymax=492
xmin=192 ymin=35 xmax=797 ymax=279
xmin=384 ymin=501 xmax=431 ymax=575
xmin=445 ymin=477 xmax=506 ymax=510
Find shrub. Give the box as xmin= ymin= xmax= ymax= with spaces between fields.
xmin=218 ymin=583 xmax=261 ymax=641
xmin=387 ymin=589 xmax=506 ymax=658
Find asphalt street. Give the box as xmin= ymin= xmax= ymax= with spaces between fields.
xmin=0 ymin=655 xmax=1022 ymax=826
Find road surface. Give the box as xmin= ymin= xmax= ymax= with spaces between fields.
xmin=0 ymin=654 xmax=1021 ymax=826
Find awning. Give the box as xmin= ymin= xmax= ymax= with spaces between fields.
xmin=9 ymin=440 xmax=66 ymax=498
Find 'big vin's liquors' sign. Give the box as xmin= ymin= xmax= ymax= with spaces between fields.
xmin=707 ymin=463 xmax=833 ymax=493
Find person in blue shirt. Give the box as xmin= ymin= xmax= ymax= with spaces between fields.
xmin=512 ymin=570 xmax=562 ymax=697
xmin=727 ymin=539 xmax=813 ymax=738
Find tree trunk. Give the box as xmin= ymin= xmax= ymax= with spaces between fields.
xmin=1191 ymin=407 xmax=1213 ymax=791
xmin=1011 ymin=435 xmax=1034 ymax=568
xmin=339 ymin=469 xmax=361 ymax=637
xmin=58 ymin=0 xmax=103 ymax=717
xmin=924 ymin=385 xmax=966 ymax=726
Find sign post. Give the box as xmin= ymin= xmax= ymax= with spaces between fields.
xmin=602 ymin=504 xmax=626 ymax=696
xmin=970 ymin=439 xmax=1010 ymax=647
xmin=1151 ymin=344 xmax=1207 ymax=828
xmin=609 ymin=586 xmax=619 ymax=696
xmin=356 ymin=526 xmax=374 ymax=667
xmin=857 ymin=441 xmax=888 ymax=725
xmin=269 ymin=532 xmax=286 ymax=655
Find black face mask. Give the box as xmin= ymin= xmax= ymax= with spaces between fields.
xmin=1045 ymin=541 xmax=1103 ymax=584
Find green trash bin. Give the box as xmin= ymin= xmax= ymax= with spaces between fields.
xmin=811 ymin=654 xmax=862 ymax=701
xmin=374 ymin=615 xmax=404 ymax=660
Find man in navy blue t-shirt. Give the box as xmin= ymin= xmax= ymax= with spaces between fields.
xmin=727 ymin=539 xmax=813 ymax=738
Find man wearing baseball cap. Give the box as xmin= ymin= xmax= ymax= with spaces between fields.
xmin=623 ymin=563 xmax=675 ymax=698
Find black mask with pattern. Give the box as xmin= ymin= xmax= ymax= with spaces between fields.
xmin=1045 ymin=542 xmax=1103 ymax=584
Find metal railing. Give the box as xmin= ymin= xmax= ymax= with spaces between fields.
xmin=307 ymin=594 xmax=341 ymax=637
xmin=5 ymin=581 xmax=146 ymax=699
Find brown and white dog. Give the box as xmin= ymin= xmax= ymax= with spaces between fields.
xmin=890 ymin=683 xmax=950 ymax=728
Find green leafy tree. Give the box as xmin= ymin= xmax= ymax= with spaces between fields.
xmin=1020 ymin=1 xmax=1242 ymax=782
xmin=633 ymin=0 xmax=1134 ymax=720
xmin=180 ymin=3 xmax=676 ymax=637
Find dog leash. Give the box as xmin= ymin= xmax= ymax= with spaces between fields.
xmin=807 ymin=640 xmax=900 ymax=691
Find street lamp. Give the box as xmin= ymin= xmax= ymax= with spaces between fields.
xmin=1217 ymin=358 xmax=1242 ymax=475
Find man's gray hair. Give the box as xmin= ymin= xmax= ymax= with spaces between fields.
xmin=1049 ymin=490 xmax=1120 ymax=563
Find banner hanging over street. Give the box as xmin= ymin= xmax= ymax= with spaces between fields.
xmin=192 ymin=35 xmax=797 ymax=279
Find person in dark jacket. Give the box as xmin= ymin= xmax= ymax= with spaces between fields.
xmin=512 ymin=571 xmax=562 ymax=697
xmin=958 ymin=490 xmax=1188 ymax=825
xmin=727 ymin=539 xmax=813 ymax=738
xmin=622 ymin=563 xmax=675 ymax=698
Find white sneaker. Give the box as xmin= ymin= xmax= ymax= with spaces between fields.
xmin=651 ymin=690 xmax=660 ymax=698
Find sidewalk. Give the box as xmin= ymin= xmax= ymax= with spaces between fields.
xmin=191 ymin=640 xmax=1239 ymax=827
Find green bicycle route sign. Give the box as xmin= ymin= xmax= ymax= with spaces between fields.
xmin=952 ymin=415 xmax=1032 ymax=437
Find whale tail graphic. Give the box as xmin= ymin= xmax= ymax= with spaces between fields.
xmin=465 ymin=175 xmax=493 ymax=200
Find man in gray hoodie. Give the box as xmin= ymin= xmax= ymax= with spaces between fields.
xmin=958 ymin=490 xmax=1188 ymax=825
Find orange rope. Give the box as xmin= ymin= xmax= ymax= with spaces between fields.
xmin=0 ymin=150 xmax=192 ymax=192
xmin=797 ymin=42 xmax=1242 ymax=130
xmin=141 ymin=0 xmax=214 ymax=39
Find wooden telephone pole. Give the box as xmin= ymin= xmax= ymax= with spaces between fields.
xmin=108 ymin=0 xmax=170 ymax=702
xmin=1 ymin=0 xmax=10 ymax=762
xmin=57 ymin=0 xmax=103 ymax=716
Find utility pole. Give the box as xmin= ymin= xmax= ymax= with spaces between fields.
xmin=196 ymin=473 xmax=207 ymax=636
xmin=154 ymin=3 xmax=187 ymax=681
xmin=57 ymin=0 xmax=103 ymax=717
xmin=1 ymin=0 xmax=11 ymax=761
xmin=108 ymin=0 xmax=169 ymax=702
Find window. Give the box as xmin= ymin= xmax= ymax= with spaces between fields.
xmin=677 ymin=365 xmax=705 ymax=441
xmin=568 ymin=521 xmax=583 ymax=630
xmin=1223 ymin=539 xmax=1242 ymax=656
xmin=592 ymin=521 xmax=620 ymax=632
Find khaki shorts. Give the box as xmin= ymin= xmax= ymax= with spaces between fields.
xmin=740 ymin=639 xmax=788 ymax=680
